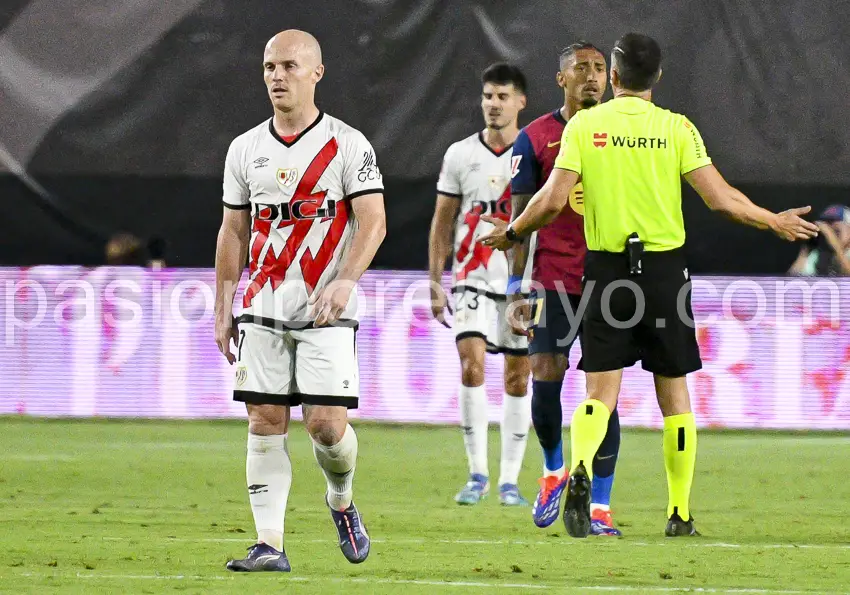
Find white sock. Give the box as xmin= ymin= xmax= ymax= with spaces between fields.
xmin=544 ymin=465 xmax=566 ymax=478
xmin=499 ymin=393 xmax=531 ymax=486
xmin=312 ymin=424 xmax=358 ymax=510
xmin=459 ymin=384 xmax=489 ymax=477
xmin=246 ymin=433 xmax=291 ymax=552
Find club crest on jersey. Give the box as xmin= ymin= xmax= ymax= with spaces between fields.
xmin=276 ymin=168 xmax=299 ymax=187
xmin=488 ymin=176 xmax=508 ymax=191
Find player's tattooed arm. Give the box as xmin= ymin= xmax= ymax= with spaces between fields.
xmin=428 ymin=194 xmax=461 ymax=327
xmin=215 ymin=207 xmax=251 ymax=364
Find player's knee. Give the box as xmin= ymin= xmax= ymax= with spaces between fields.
xmin=305 ymin=418 xmax=345 ymax=447
xmin=246 ymin=404 xmax=288 ymax=435
xmin=504 ymin=368 xmax=529 ymax=397
xmin=460 ymin=356 xmax=485 ymax=386
xmin=531 ymin=354 xmax=567 ymax=382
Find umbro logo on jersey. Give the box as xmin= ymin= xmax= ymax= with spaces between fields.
xmin=253 ymin=157 xmax=269 ymax=168
xmin=593 ymin=133 xmax=608 ymax=148
xmin=469 ymin=163 xmax=481 ymax=172
xmin=277 ymin=168 xmax=299 ymax=187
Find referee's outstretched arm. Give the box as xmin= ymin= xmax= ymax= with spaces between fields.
xmin=685 ymin=164 xmax=818 ymax=241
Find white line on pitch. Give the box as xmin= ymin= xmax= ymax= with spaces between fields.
xmin=14 ymin=573 xmax=841 ymax=594
xmin=99 ymin=536 xmax=850 ymax=550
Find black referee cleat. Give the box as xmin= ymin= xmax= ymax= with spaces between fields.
xmin=226 ymin=542 xmax=291 ymax=572
xmin=563 ymin=463 xmax=592 ymax=538
xmin=665 ymin=512 xmax=700 ymax=537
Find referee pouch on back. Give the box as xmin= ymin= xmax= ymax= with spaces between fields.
xmin=626 ymin=232 xmax=644 ymax=276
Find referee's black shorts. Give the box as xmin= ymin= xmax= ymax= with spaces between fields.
xmin=580 ymin=247 xmax=702 ymax=377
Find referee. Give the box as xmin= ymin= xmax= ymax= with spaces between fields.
xmin=481 ymin=32 xmax=818 ymax=538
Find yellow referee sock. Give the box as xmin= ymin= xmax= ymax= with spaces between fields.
xmin=569 ymin=399 xmax=611 ymax=480
xmin=663 ymin=413 xmax=697 ymax=520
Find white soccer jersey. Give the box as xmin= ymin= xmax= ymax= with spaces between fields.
xmin=437 ymin=132 xmax=515 ymax=295
xmin=223 ymin=113 xmax=383 ymax=324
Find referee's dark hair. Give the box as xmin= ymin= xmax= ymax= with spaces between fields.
xmin=481 ymin=62 xmax=527 ymax=95
xmin=611 ymin=33 xmax=661 ymax=92
xmin=559 ymin=41 xmax=605 ymax=70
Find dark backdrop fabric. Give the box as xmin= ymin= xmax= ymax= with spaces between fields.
xmin=0 ymin=0 xmax=848 ymax=270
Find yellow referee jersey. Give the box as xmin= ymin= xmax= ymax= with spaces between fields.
xmin=554 ymin=96 xmax=712 ymax=253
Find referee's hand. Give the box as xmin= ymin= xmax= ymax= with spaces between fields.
xmin=479 ymin=216 xmax=512 ymax=251
xmin=773 ymin=206 xmax=820 ymax=241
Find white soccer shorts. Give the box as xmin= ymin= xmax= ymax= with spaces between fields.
xmin=232 ymin=322 xmax=359 ymax=408
xmin=452 ymin=288 xmax=528 ymax=355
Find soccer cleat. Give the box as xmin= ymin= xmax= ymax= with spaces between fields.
xmin=665 ymin=512 xmax=700 ymax=537
xmin=454 ymin=473 xmax=489 ymax=505
xmin=498 ymin=483 xmax=529 ymax=507
xmin=562 ymin=463 xmax=592 ymax=538
xmin=330 ymin=501 xmax=371 ymax=564
xmin=590 ymin=508 xmax=622 ymax=536
xmin=532 ymin=474 xmax=568 ymax=528
xmin=225 ymin=542 xmax=291 ymax=572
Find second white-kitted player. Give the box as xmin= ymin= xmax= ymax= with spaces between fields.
xmin=428 ymin=63 xmax=532 ymax=507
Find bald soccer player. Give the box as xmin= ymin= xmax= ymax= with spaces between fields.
xmin=215 ymin=30 xmax=386 ymax=572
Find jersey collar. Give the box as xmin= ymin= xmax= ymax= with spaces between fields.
xmin=611 ymin=96 xmax=652 ymax=114
xmin=268 ymin=112 xmax=325 ymax=147
xmin=478 ymin=131 xmax=513 ymax=157
xmin=553 ymin=108 xmax=567 ymax=125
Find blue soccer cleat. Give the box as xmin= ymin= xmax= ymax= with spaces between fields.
xmin=590 ymin=509 xmax=623 ymax=536
xmin=498 ymin=483 xmax=529 ymax=507
xmin=226 ymin=542 xmax=291 ymax=572
xmin=563 ymin=463 xmax=592 ymax=538
xmin=329 ymin=501 xmax=371 ymax=564
xmin=454 ymin=474 xmax=489 ymax=505
xmin=532 ymin=473 xmax=568 ymax=528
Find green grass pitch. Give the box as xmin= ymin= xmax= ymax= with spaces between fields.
xmin=1 ymin=418 xmax=848 ymax=594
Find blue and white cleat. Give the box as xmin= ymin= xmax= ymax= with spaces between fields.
xmin=590 ymin=509 xmax=623 ymax=536
xmin=330 ymin=501 xmax=371 ymax=564
xmin=226 ymin=542 xmax=291 ymax=572
xmin=532 ymin=473 xmax=568 ymax=528
xmin=499 ymin=483 xmax=529 ymax=506
xmin=454 ymin=473 xmax=489 ymax=505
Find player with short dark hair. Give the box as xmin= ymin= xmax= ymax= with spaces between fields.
xmin=214 ymin=29 xmax=386 ymax=571
xmin=482 ymin=32 xmax=817 ymax=538
xmin=507 ymin=42 xmax=622 ymax=535
xmin=429 ymin=63 xmax=532 ymax=507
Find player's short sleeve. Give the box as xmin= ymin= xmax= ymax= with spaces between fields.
xmin=678 ymin=116 xmax=712 ymax=175
xmin=510 ymin=129 xmax=539 ymax=195
xmin=342 ymin=130 xmax=384 ymax=199
xmin=554 ymin=113 xmax=582 ymax=174
xmin=222 ymin=137 xmax=250 ymax=209
xmin=436 ymin=143 xmax=462 ymax=198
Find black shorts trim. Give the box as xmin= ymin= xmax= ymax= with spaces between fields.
xmin=234 ymin=390 xmax=358 ymax=409
xmin=237 ymin=314 xmax=359 ymax=331
xmin=456 ymin=331 xmax=487 ymax=343
xmin=437 ymin=190 xmax=463 ymax=199
xmin=452 ymin=285 xmax=507 ymax=302
xmin=491 ymin=345 xmax=529 ymax=356
xmin=346 ymin=188 xmax=384 ymax=200
xmin=223 ymin=201 xmax=251 ymax=210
